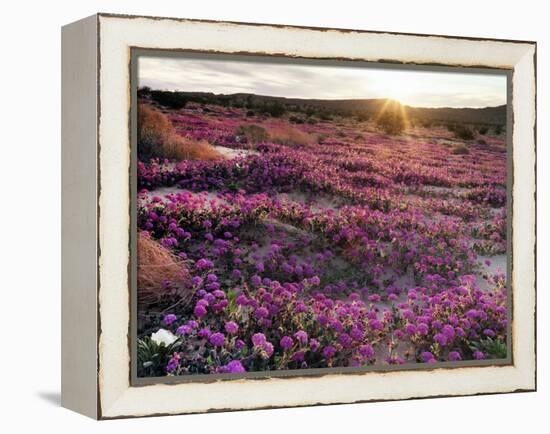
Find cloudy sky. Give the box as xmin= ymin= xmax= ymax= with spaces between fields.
xmin=138 ymin=55 xmax=507 ymax=109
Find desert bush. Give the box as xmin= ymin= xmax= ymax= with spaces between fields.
xmin=289 ymin=115 xmax=305 ymax=124
xmin=138 ymin=232 xmax=191 ymax=307
xmin=162 ymin=135 xmax=221 ymax=161
xmin=235 ymin=124 xmax=269 ymax=144
xmin=260 ymin=103 xmax=286 ymax=117
xmin=138 ymin=104 xmax=174 ymax=157
xmin=138 ymin=86 xmax=152 ymax=98
xmin=376 ymin=110 xmax=405 ymax=135
xmin=268 ymin=126 xmax=316 ymax=146
xmin=453 ymin=125 xmax=475 ymax=140
xmin=138 ymin=104 xmax=221 ymax=161
xmin=150 ymin=90 xmax=188 ymax=109
xmin=246 ymin=110 xmax=255 ymax=117
xmin=452 ymin=144 xmax=470 ymax=155
xmin=478 ymin=126 xmax=489 ymax=135
xmin=494 ymin=125 xmax=503 ymax=135
xmin=355 ymin=112 xmax=370 ymax=122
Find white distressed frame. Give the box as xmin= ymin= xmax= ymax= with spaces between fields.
xmin=63 ymin=13 xmax=537 ymax=419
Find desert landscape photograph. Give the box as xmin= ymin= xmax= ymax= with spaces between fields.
xmin=134 ymin=55 xmax=509 ymax=378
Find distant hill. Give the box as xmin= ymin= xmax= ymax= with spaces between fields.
xmin=140 ymin=88 xmax=507 ymax=126
xmin=407 ymin=105 xmax=507 ymax=126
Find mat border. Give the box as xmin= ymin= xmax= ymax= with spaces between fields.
xmin=128 ymin=49 xmax=514 ymax=387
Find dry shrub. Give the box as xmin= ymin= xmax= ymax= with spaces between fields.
xmin=162 ymin=135 xmax=221 ymax=161
xmin=453 ymin=124 xmax=475 ymax=141
xmin=138 ymin=105 xmax=174 ymax=156
xmin=452 ymin=144 xmax=470 ymax=155
xmin=235 ymin=124 xmax=269 ymax=144
xmin=138 ymin=104 xmax=221 ymax=161
xmin=137 ymin=232 xmax=192 ymax=306
xmin=267 ymin=125 xmax=316 ymax=146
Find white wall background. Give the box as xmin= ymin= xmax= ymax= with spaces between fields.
xmin=0 ymin=1 xmax=546 ymax=432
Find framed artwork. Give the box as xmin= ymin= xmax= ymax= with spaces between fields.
xmin=61 ymin=13 xmax=536 ymax=419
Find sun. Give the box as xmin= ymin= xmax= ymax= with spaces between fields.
xmin=375 ymin=74 xmax=415 ymax=106
xmin=374 ymin=98 xmax=410 ymax=132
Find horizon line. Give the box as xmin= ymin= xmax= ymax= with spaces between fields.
xmin=138 ymin=87 xmax=506 ymax=111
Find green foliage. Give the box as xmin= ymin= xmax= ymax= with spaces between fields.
xmin=470 ymin=337 xmax=507 ymax=359
xmin=137 ymin=336 xmax=180 ymax=377
xmin=260 ymin=103 xmax=286 ymax=117
xmin=150 ymin=90 xmax=188 ymax=109
xmin=137 ymin=86 xmax=151 ymax=98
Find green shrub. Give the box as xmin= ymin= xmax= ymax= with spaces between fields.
xmin=150 ymin=90 xmax=188 ymax=109
xmin=260 ymin=103 xmax=286 ymax=117
xmin=137 ymin=86 xmax=151 ymax=98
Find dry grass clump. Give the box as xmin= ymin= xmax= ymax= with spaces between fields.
xmin=137 ymin=232 xmax=192 ymax=307
xmin=138 ymin=104 xmax=173 ymax=150
xmin=138 ymin=104 xmax=221 ymax=161
xmin=235 ymin=124 xmax=270 ymax=145
xmin=162 ymin=134 xmax=221 ymax=161
xmin=452 ymin=144 xmax=470 ymax=155
xmin=267 ymin=125 xmax=317 ymax=146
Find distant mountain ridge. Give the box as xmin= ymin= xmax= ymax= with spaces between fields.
xmin=142 ymin=89 xmax=507 ymax=126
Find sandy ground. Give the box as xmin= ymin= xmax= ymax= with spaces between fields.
xmin=215 ymin=145 xmax=259 ymax=159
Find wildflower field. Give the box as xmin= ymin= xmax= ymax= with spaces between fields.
xmin=136 ymin=92 xmax=508 ymax=377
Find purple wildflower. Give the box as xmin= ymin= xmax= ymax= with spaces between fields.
xmin=294 ymin=330 xmax=308 ymax=345
xmin=222 ymin=360 xmax=246 ymax=373
xmin=449 ymin=351 xmax=462 ymax=361
xmin=280 ymin=336 xmax=293 ymax=350
xmin=252 ymin=333 xmax=267 ymax=347
xmin=163 ymin=314 xmax=177 ymax=326
xmin=194 ymin=304 xmax=207 ymax=318
xmin=473 ymin=350 xmax=486 ymax=360
xmin=224 ymin=321 xmax=239 ymax=334
xmin=322 ymin=345 xmax=337 ymax=359
xmin=209 ymin=332 xmax=225 ymax=347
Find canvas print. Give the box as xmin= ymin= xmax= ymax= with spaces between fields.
xmin=134 ymin=54 xmax=509 ymax=379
